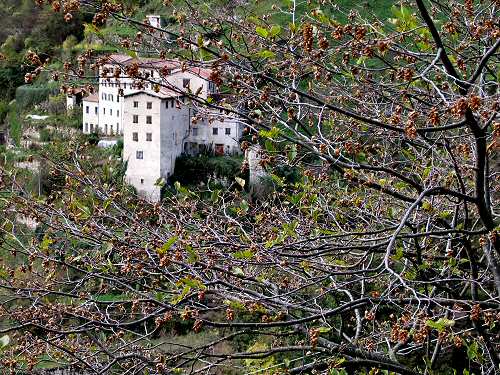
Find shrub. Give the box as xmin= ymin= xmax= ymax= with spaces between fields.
xmin=39 ymin=94 xmax=67 ymax=115
xmin=82 ymin=132 xmax=100 ymax=146
xmin=172 ymin=155 xmax=242 ymax=185
xmin=110 ymin=138 xmax=123 ymax=158
xmin=0 ymin=101 xmax=8 ymax=124
xmin=8 ymin=108 xmax=21 ymax=146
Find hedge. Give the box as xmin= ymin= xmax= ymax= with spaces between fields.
xmin=15 ymin=84 xmax=59 ymax=109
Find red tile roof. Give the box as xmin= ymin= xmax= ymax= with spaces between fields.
xmin=83 ymin=93 xmax=99 ymax=103
xmin=124 ymin=87 xmax=183 ymax=100
xmin=104 ymin=54 xmax=180 ymax=70
xmin=104 ymin=54 xmax=212 ymax=80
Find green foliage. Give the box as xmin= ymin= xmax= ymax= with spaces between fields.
xmin=273 ymin=164 xmax=302 ymax=184
xmin=110 ymin=138 xmax=124 ymax=158
xmin=0 ymin=101 xmax=9 ymax=125
xmin=15 ymin=84 xmax=58 ymax=109
xmin=83 ymin=132 xmax=100 ymax=146
xmin=172 ymin=155 xmax=242 ymax=185
xmin=39 ymin=128 xmax=54 ymax=142
xmin=0 ymin=65 xmax=24 ymax=101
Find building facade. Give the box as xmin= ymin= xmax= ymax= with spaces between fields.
xmin=79 ymin=53 xmax=244 ymax=201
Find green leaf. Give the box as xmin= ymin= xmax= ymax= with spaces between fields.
xmin=270 ymin=174 xmax=284 ymax=188
xmin=232 ymin=249 xmax=254 ymax=260
xmin=466 ymin=340 xmax=479 ymax=360
xmin=239 ymin=200 xmax=249 ymax=214
xmin=40 ymin=235 xmax=54 ymax=252
xmin=157 ymin=236 xmax=178 ymax=255
xmin=103 ymin=198 xmax=112 ymax=210
xmin=287 ymin=144 xmax=297 ymax=162
xmin=392 ymin=246 xmax=404 ymax=261
xmin=186 ymin=245 xmax=198 ymax=264
xmin=155 ymin=177 xmax=166 ymax=187
xmin=2 ymin=220 xmax=13 ymax=232
xmin=258 ymin=50 xmax=276 ymax=59
xmin=422 ymin=201 xmax=433 ymax=212
xmin=126 ymin=50 xmax=138 ymax=59
xmin=439 ymin=210 xmax=452 ymax=220
xmin=426 ymin=318 xmax=455 ymax=332
xmin=211 ymin=189 xmax=220 ymax=203
xmin=269 ymin=25 xmax=281 ymax=37
xmin=256 ymin=26 xmax=268 ymax=38
xmin=259 ymin=126 xmax=280 ymax=139
xmin=177 ymin=276 xmax=206 ymax=290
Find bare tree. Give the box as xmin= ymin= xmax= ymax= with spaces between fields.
xmin=0 ymin=0 xmax=499 ymax=374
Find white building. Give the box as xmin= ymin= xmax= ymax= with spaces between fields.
xmin=80 ymin=53 xmax=244 ymax=201
xmin=82 ymin=93 xmax=99 ymax=133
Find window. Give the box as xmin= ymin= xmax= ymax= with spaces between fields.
xmin=103 ymin=108 xmax=106 ymax=114
xmin=140 ymin=178 xmax=144 ymax=184
xmin=104 ymin=93 xmax=107 ymax=100
xmin=109 ymin=94 xmax=113 ymax=102
xmin=146 ymin=132 xmax=152 ymax=141
xmin=225 ymin=128 xmax=231 ymax=135
xmin=165 ymin=100 xmax=169 ymax=109
xmin=209 ymin=81 xmax=216 ymax=93
xmin=192 ymin=127 xmax=198 ymax=136
xmin=84 ymin=123 xmax=88 ymax=132
xmin=117 ymin=96 xmax=119 ymax=102
xmin=90 ymin=124 xmax=94 ymax=132
xmin=124 ymin=83 xmax=127 ymax=89
xmin=110 ymin=125 xmax=114 ymax=134
xmin=150 ymin=70 xmax=154 ymax=77
xmin=147 ymin=102 xmax=152 ymax=109
xmin=132 ymin=132 xmax=138 ymax=141
xmin=117 ymin=110 xmax=119 ymax=117
xmin=136 ymin=151 xmax=143 ymax=159
xmin=212 ymin=127 xmax=218 ymax=135
xmin=133 ymin=115 xmax=138 ymax=123
xmin=117 ymin=123 xmax=119 ymax=134
xmin=183 ymin=78 xmax=190 ymax=88
xmin=133 ymin=101 xmax=139 ymax=108
xmin=110 ymin=109 xmax=113 ymax=116
xmin=95 ymin=106 xmax=98 ymax=115
xmin=104 ymin=124 xmax=108 ymax=134
xmin=146 ymin=116 xmax=152 ymax=124
xmin=86 ymin=106 xmax=89 ymax=114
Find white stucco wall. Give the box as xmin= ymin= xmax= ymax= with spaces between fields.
xmin=168 ymin=70 xmax=214 ymax=98
xmin=123 ymin=93 xmax=162 ymax=200
xmin=123 ymin=93 xmax=190 ymax=201
xmin=160 ymin=98 xmax=191 ymax=179
xmin=67 ymin=96 xmax=77 ymax=110
xmin=82 ymin=100 xmax=99 ymax=134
